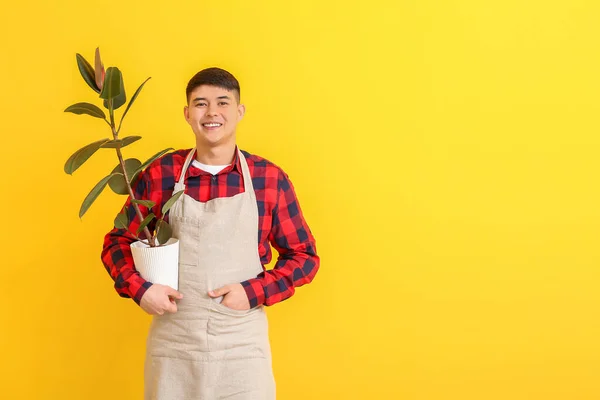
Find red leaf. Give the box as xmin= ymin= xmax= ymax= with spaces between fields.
xmin=95 ymin=47 xmax=105 ymax=90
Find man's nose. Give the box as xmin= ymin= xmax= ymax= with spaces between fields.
xmin=207 ymin=104 xmax=218 ymax=116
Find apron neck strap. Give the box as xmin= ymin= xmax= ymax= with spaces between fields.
xmin=237 ymin=150 xmax=253 ymax=193
xmin=175 ymin=147 xmax=196 ymax=188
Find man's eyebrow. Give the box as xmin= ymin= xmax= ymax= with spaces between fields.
xmin=192 ymin=96 xmax=232 ymax=102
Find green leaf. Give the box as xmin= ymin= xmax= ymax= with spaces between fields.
xmin=108 ymin=158 xmax=142 ymax=195
xmin=132 ymin=199 xmax=156 ymax=208
xmin=119 ymin=77 xmax=151 ymax=128
xmin=131 ymin=148 xmax=174 ymax=182
xmin=136 ymin=213 xmax=156 ymax=235
xmin=100 ymin=67 xmax=126 ymax=109
xmin=162 ymin=190 xmax=184 ymax=215
xmin=103 ymin=76 xmax=126 ymax=110
xmin=64 ymin=102 xmax=106 ymax=119
xmin=100 ymin=136 xmax=142 ymax=149
xmin=64 ymin=139 xmax=110 ymax=175
xmin=156 ymin=220 xmax=173 ymax=245
xmin=76 ymin=53 xmax=100 ymax=93
xmin=114 ymin=211 xmax=129 ymax=230
xmin=100 ymin=67 xmax=122 ymax=100
xmin=107 ymin=172 xmax=126 ymax=194
xmin=79 ymin=173 xmax=117 ymax=218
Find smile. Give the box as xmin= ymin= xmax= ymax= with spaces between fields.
xmin=202 ymin=123 xmax=222 ymax=128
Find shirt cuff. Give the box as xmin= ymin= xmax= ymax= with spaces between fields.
xmin=241 ymin=278 xmax=266 ymax=308
xmin=131 ymin=279 xmax=153 ymax=306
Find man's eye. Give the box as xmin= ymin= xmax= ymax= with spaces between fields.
xmin=219 ymin=102 xmax=228 ymax=106
xmin=196 ymin=103 xmax=206 ymax=107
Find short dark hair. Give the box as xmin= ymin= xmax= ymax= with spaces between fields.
xmin=186 ymin=67 xmax=240 ymax=104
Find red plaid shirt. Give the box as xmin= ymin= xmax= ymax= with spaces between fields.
xmin=101 ymin=147 xmax=319 ymax=308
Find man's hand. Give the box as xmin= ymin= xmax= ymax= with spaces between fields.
xmin=140 ymin=284 xmax=183 ymax=315
xmin=208 ymin=284 xmax=250 ymax=311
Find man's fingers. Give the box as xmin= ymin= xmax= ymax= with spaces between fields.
xmin=208 ymin=285 xmax=230 ymax=297
xmin=166 ymin=287 xmax=183 ymax=299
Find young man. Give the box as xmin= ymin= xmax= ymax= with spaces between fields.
xmin=101 ymin=67 xmax=320 ymax=399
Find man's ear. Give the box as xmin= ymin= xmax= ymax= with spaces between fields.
xmin=238 ymin=104 xmax=246 ymax=119
xmin=183 ymin=105 xmax=189 ymax=121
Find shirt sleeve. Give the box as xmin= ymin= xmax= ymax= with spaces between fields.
xmin=100 ymin=171 xmax=156 ymax=305
xmin=241 ymin=168 xmax=320 ymax=307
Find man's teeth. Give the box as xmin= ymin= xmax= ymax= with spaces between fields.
xmin=203 ymin=123 xmax=222 ymax=127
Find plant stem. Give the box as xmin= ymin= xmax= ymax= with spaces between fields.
xmin=151 ymin=218 xmax=163 ymax=243
xmin=109 ymin=99 xmax=156 ymax=247
xmin=109 ymin=100 xmax=115 ymax=133
xmin=116 ymin=146 xmax=155 ymax=246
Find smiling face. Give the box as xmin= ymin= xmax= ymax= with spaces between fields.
xmin=184 ymin=84 xmax=245 ymax=149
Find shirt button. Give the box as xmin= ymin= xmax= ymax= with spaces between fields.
xmin=211 ymin=175 xmax=217 ymax=182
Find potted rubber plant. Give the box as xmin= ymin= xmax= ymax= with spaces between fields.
xmin=63 ymin=47 xmax=183 ymax=290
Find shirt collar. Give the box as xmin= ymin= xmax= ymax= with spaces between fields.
xmin=186 ymin=145 xmax=242 ymax=177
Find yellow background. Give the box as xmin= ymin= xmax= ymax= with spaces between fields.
xmin=0 ymin=0 xmax=599 ymax=399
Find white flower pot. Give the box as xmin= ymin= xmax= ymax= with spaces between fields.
xmin=130 ymin=238 xmax=179 ymax=290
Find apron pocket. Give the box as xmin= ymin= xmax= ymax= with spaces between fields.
xmin=207 ymin=305 xmax=270 ymax=357
xmin=211 ymin=301 xmax=258 ymax=317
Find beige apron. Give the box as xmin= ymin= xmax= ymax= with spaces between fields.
xmin=144 ymin=148 xmax=276 ymax=400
